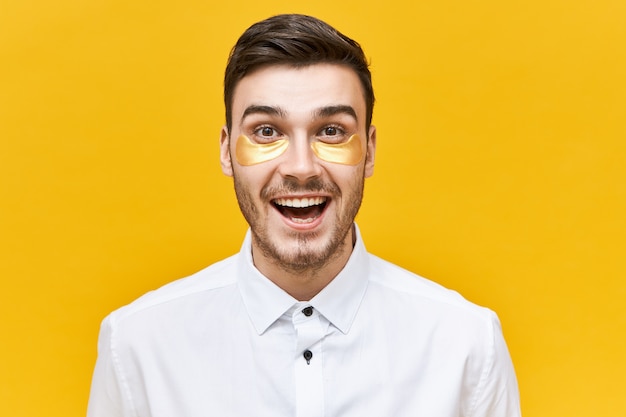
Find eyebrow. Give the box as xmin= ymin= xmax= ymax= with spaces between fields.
xmin=240 ymin=104 xmax=358 ymax=124
xmin=241 ymin=105 xmax=286 ymax=122
xmin=314 ymin=105 xmax=358 ymax=121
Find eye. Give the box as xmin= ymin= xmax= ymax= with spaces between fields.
xmin=252 ymin=125 xmax=283 ymax=142
xmin=317 ymin=125 xmax=346 ymax=143
xmin=323 ymin=126 xmax=338 ymax=136
xmin=260 ymin=126 xmax=275 ymax=136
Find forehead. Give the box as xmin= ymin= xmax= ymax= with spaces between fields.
xmin=231 ymin=64 xmax=366 ymax=123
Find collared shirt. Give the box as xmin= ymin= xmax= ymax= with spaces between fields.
xmin=87 ymin=226 xmax=521 ymax=417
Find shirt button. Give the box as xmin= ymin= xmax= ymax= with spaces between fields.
xmin=303 ymin=350 xmax=313 ymax=364
xmin=302 ymin=306 xmax=313 ymax=316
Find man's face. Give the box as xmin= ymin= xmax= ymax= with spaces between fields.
xmin=221 ymin=64 xmax=376 ymax=272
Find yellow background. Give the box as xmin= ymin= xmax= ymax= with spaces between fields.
xmin=1 ymin=0 xmax=625 ymax=415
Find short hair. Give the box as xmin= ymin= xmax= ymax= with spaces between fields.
xmin=224 ymin=14 xmax=374 ymax=133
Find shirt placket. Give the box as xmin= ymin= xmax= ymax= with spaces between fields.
xmin=293 ymin=304 xmax=325 ymax=417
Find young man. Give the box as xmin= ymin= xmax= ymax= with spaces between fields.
xmin=88 ymin=14 xmax=521 ymax=417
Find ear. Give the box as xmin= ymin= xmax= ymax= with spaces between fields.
xmin=364 ymin=125 xmax=376 ymax=178
xmin=220 ymin=126 xmax=234 ymax=177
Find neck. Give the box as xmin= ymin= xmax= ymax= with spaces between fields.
xmin=252 ymin=226 xmax=356 ymax=301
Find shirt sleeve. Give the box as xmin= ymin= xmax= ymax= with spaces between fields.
xmin=87 ymin=315 xmax=130 ymax=417
xmin=469 ymin=311 xmax=522 ymax=417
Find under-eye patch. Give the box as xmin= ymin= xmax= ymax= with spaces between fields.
xmin=235 ymin=135 xmax=289 ymax=166
xmin=311 ymin=134 xmax=363 ymax=165
xmin=235 ymin=134 xmax=364 ymax=166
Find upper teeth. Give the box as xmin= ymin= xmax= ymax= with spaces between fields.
xmin=274 ymin=197 xmax=326 ymax=208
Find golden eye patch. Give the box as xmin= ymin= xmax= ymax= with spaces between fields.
xmin=234 ymin=134 xmax=364 ymax=166
xmin=311 ymin=134 xmax=363 ymax=165
xmin=235 ymin=135 xmax=289 ymax=166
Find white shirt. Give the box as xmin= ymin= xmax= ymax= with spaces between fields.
xmin=88 ymin=226 xmax=521 ymax=417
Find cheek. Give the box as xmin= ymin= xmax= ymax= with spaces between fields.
xmin=232 ymin=162 xmax=277 ymax=200
xmin=326 ymin=164 xmax=366 ymax=195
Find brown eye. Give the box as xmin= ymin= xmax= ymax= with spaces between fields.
xmin=252 ymin=126 xmax=283 ymax=143
xmin=324 ymin=126 xmax=338 ymax=136
xmin=317 ymin=125 xmax=346 ymax=142
xmin=261 ymin=127 xmax=274 ymax=136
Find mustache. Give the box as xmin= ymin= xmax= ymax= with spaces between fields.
xmin=261 ymin=178 xmax=340 ymax=200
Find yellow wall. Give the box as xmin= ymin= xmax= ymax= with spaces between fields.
xmin=1 ymin=1 xmax=625 ymax=415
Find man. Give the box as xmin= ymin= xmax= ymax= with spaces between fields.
xmin=87 ymin=14 xmax=521 ymax=417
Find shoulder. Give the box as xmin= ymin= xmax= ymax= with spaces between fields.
xmin=366 ymin=253 xmax=496 ymax=322
xmin=364 ymin=254 xmax=509 ymax=374
xmin=364 ymin=255 xmax=520 ymax=415
xmin=107 ymin=254 xmax=240 ymax=325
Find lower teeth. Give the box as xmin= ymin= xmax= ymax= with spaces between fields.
xmin=291 ymin=217 xmax=315 ymax=224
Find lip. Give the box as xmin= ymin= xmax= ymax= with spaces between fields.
xmin=270 ymin=192 xmax=332 ymax=200
xmin=270 ymin=194 xmax=331 ymax=231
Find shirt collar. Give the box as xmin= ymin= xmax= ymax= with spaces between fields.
xmin=236 ymin=224 xmax=370 ymax=335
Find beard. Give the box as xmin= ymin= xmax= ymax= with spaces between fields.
xmin=233 ymin=173 xmax=365 ymax=273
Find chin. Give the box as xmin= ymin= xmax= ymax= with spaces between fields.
xmin=265 ymin=225 xmax=350 ymax=270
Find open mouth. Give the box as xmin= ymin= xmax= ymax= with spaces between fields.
xmin=272 ymin=196 xmax=328 ymax=224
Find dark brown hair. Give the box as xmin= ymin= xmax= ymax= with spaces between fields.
xmin=224 ymin=14 xmax=374 ymax=132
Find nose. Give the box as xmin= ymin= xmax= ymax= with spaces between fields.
xmin=276 ymin=135 xmax=322 ymax=182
